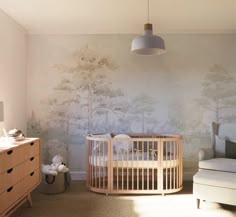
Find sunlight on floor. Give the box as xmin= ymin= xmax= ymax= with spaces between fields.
xmin=120 ymin=194 xmax=235 ymax=217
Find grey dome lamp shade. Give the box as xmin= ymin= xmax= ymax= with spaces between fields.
xmin=131 ymin=23 xmax=166 ymax=55
xmin=131 ymin=0 xmax=166 ymax=56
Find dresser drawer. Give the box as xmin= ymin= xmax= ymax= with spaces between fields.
xmin=27 ymin=154 xmax=40 ymax=172
xmin=0 ymin=154 xmax=40 ymax=194
xmin=23 ymin=168 xmax=41 ymax=191
xmin=0 ymin=139 xmax=40 ymax=174
xmin=26 ymin=139 xmax=40 ymax=158
xmin=0 ymin=168 xmax=40 ymax=215
xmin=0 ymin=148 xmax=24 ymax=174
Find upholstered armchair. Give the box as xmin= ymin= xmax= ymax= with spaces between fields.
xmin=193 ymin=122 xmax=236 ymax=208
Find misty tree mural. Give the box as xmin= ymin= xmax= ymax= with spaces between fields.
xmin=26 ymin=34 xmax=236 ymax=175
xmin=167 ymin=99 xmax=207 ymax=135
xmin=129 ymin=94 xmax=158 ymax=133
xmin=42 ymin=46 xmax=127 ymax=137
xmin=198 ymin=64 xmax=236 ymax=124
xmin=27 ymin=111 xmax=42 ymax=137
xmin=27 ymin=111 xmax=49 ymax=163
xmin=27 ymin=110 xmax=70 ymax=164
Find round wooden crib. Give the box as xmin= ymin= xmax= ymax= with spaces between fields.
xmin=86 ymin=133 xmax=183 ymax=195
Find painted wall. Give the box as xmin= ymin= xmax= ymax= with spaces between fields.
xmin=0 ymin=9 xmax=27 ymax=133
xmin=27 ymin=34 xmax=236 ymax=179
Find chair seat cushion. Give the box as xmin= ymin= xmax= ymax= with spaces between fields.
xmin=199 ymin=158 xmax=236 ymax=173
xmin=194 ymin=170 xmax=236 ymax=189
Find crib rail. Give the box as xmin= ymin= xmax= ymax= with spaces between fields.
xmin=87 ymin=133 xmax=183 ymax=195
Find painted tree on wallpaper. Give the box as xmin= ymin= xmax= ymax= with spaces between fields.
xmin=167 ymin=99 xmax=207 ymax=135
xmin=44 ymin=46 xmax=127 ymax=136
xmin=27 ymin=111 xmax=42 ymax=137
xmin=198 ymin=64 xmax=236 ymax=124
xmin=27 ymin=111 xmax=49 ymax=162
xmin=41 ymin=90 xmax=74 ymax=135
xmin=129 ymin=94 xmax=158 ymax=133
xmin=166 ymin=100 xmax=185 ymax=134
xmin=93 ymin=96 xmax=130 ymax=132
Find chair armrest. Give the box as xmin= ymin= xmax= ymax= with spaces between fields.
xmin=198 ymin=148 xmax=214 ymax=161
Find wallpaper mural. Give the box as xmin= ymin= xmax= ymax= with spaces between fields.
xmin=198 ymin=64 xmax=236 ymax=124
xmin=27 ymin=34 xmax=236 ymax=176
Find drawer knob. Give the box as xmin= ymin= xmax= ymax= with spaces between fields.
xmin=30 ymin=172 xmax=34 ymax=176
xmin=7 ymin=186 xmax=13 ymax=192
xmin=7 ymin=150 xmax=13 ymax=155
xmin=7 ymin=168 xmax=13 ymax=174
xmin=30 ymin=157 xmax=34 ymax=161
xmin=30 ymin=142 xmax=34 ymax=146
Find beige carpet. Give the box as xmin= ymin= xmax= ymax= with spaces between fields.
xmin=11 ymin=181 xmax=236 ymax=217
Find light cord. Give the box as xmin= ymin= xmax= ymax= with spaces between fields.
xmin=147 ymin=0 xmax=149 ymax=23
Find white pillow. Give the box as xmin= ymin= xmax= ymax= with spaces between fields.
xmin=215 ymin=135 xmax=225 ymax=158
xmin=113 ymin=134 xmax=132 ymax=154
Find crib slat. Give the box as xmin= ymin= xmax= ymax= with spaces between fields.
xmin=170 ymin=141 xmax=172 ymax=190
xmin=127 ymin=142 xmax=129 ymax=190
xmin=122 ymin=141 xmax=124 ymax=191
xmin=142 ymin=141 xmax=144 ymax=190
xmin=98 ymin=141 xmax=101 ymax=189
xmin=88 ymin=141 xmax=90 ymax=186
xmin=173 ymin=141 xmax=176 ymax=189
xmin=102 ymin=143 xmax=106 ymax=190
xmin=177 ymin=139 xmax=179 ymax=189
xmin=182 ymin=137 xmax=183 ymax=189
xmin=152 ymin=140 xmax=154 ymax=190
xmin=92 ymin=141 xmax=94 ymax=187
xmin=132 ymin=143 xmax=134 ymax=190
xmin=116 ymin=146 xmax=118 ymax=190
xmin=109 ymin=139 xmax=112 ymax=192
xmin=137 ymin=142 xmax=139 ymax=190
xmin=165 ymin=141 xmax=167 ymax=190
xmin=179 ymin=138 xmax=181 ymax=188
xmin=158 ymin=139 xmax=163 ymax=193
xmin=147 ymin=141 xmax=149 ymax=190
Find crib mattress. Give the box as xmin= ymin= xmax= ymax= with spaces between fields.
xmin=89 ymin=154 xmax=179 ymax=168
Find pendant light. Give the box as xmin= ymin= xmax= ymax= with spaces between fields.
xmin=131 ymin=0 xmax=166 ymax=55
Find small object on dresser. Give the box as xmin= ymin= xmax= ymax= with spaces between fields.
xmin=8 ymin=128 xmax=25 ymax=141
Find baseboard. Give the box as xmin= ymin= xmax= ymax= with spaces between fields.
xmin=71 ymin=170 xmax=196 ymax=181
xmin=70 ymin=171 xmax=86 ymax=180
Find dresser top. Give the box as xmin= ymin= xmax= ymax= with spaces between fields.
xmin=0 ymin=137 xmax=39 ymax=152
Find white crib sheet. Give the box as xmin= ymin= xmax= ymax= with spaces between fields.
xmin=89 ymin=152 xmax=179 ymax=168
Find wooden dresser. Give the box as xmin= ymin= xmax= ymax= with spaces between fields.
xmin=0 ymin=138 xmax=41 ymax=217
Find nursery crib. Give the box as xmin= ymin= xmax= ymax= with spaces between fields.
xmin=86 ymin=133 xmax=183 ymax=195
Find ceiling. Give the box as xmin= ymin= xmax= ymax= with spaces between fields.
xmin=0 ymin=0 xmax=235 ymax=34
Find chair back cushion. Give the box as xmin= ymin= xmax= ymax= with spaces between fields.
xmin=215 ymin=135 xmax=225 ymax=157
xmin=213 ymin=122 xmax=236 ymax=157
